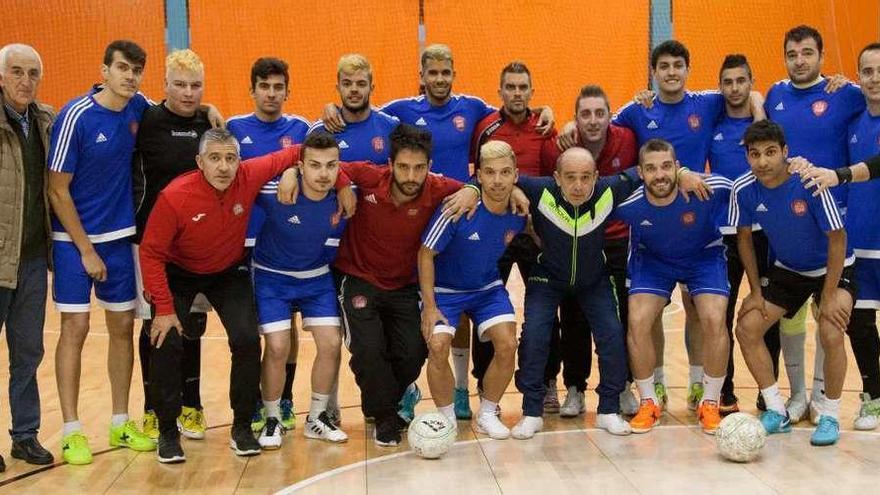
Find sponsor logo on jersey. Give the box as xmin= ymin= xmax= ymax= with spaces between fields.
xmin=453 ymin=115 xmax=466 ymax=132
xmin=713 ymin=132 xmax=724 ymax=141
xmin=95 ymin=132 xmax=107 ymax=143
xmin=192 ymin=213 xmax=207 ymax=222
xmin=468 ymin=232 xmax=481 ymax=241
xmin=812 ymin=100 xmax=828 ymax=117
xmin=688 ymin=114 xmax=701 ymax=130
xmin=415 ymin=117 xmax=428 ymax=126
xmin=647 ymin=120 xmax=658 ymax=130
xmin=372 ymin=136 xmax=385 ymax=153
xmin=241 ymin=136 xmax=253 ymax=144
xmin=287 ymin=215 xmax=301 ymax=224
xmin=351 ymin=295 xmax=368 ymax=309
xmin=407 ymin=208 xmax=419 ymax=216
xmin=681 ymin=211 xmax=696 ymax=226
xmin=756 ymin=203 xmax=768 ymax=212
xmin=774 ymin=102 xmax=785 ymax=111
xmin=280 ymin=136 xmax=293 ymax=148
xmin=640 ymin=219 xmax=653 ymax=226
xmin=338 ymin=140 xmax=350 ymax=149
xmin=233 ymin=203 xmax=244 ymax=216
xmin=171 ymin=130 xmax=198 ymax=138
xmin=791 ymin=199 xmax=808 ymax=216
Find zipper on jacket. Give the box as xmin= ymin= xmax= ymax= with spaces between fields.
xmin=570 ymin=205 xmax=578 ymax=285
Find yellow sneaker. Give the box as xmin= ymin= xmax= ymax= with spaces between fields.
xmin=142 ymin=410 xmax=159 ymax=442
xmin=177 ymin=406 xmax=207 ymax=440
xmin=630 ymin=399 xmax=662 ymax=433
xmin=698 ymin=400 xmax=722 ymax=434
xmin=62 ymin=431 xmax=93 ymax=465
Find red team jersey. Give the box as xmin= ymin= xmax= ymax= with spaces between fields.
xmin=472 ymin=109 xmax=559 ymax=177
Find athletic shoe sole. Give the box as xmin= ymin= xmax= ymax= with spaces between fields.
xmin=177 ymin=421 xmax=205 ymax=440
xmin=157 ymin=453 xmax=186 ymax=464
xmin=229 ymin=440 xmax=261 ymax=456
xmin=475 ymin=424 xmax=510 ymax=440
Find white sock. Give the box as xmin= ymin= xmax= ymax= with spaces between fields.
xmin=781 ymin=332 xmax=807 ymax=396
xmin=701 ymin=374 xmax=725 ymax=403
xmin=760 ymin=384 xmax=787 ymax=415
xmin=438 ymin=404 xmax=456 ymax=423
xmin=820 ymin=396 xmax=840 ymax=419
xmin=309 ymin=392 xmax=329 ymax=420
xmin=451 ymin=347 xmax=469 ymax=390
xmin=63 ymin=420 xmax=83 ymax=436
xmin=635 ymin=377 xmax=658 ymax=403
xmin=653 ymin=367 xmax=666 ymax=386
xmin=689 ymin=365 xmax=704 ymax=386
xmin=479 ymin=398 xmax=498 ymax=418
xmin=812 ymin=330 xmax=826 ymax=399
xmin=328 ymin=378 xmax=339 ymax=411
xmin=264 ymin=399 xmax=281 ymax=420
xmin=111 ymin=413 xmax=128 ymax=427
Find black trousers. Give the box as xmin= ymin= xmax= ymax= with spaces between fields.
xmin=337 ymin=272 xmax=427 ymax=420
xmin=723 ymin=232 xmax=781 ymax=397
xmin=847 ymin=306 xmax=880 ymax=398
xmin=150 ymin=262 xmax=261 ymax=434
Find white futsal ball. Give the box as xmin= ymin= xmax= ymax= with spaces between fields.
xmin=715 ymin=412 xmax=767 ymax=462
xmin=407 ymin=412 xmax=457 ymax=459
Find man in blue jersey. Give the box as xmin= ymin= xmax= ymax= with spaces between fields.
xmin=731 ymin=120 xmax=855 ymax=446
xmin=253 ymin=132 xmax=348 ymax=449
xmin=309 ymin=54 xmax=398 ymax=163
xmin=764 ymin=25 xmax=866 ymax=424
xmin=419 ymin=141 xmax=525 ymax=439
xmin=613 ymin=139 xmax=732 ymax=435
xmin=47 ymin=40 xmax=156 ymax=464
xmin=226 ymin=57 xmax=313 ymax=433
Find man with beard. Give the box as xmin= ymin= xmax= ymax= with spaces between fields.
xmin=612 ymin=139 xmax=732 ymax=434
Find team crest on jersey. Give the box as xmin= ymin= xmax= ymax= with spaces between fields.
xmin=453 ymin=115 xmax=466 ymax=132
xmin=233 ymin=203 xmax=244 ymax=216
xmin=504 ymin=230 xmax=517 ymax=245
xmin=681 ymin=211 xmax=696 ymax=226
xmin=688 ymin=114 xmax=701 ymax=130
xmin=791 ymin=199 xmax=808 ymax=216
xmin=351 ymin=295 xmax=368 ymax=309
xmin=372 ymin=136 xmax=385 ymax=153
xmin=129 ymin=121 xmax=139 ymax=135
xmin=812 ymin=100 xmax=828 ymax=117
xmin=280 ymin=136 xmax=294 ymax=148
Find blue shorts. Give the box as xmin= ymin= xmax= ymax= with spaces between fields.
xmin=253 ymin=268 xmax=340 ymax=334
xmin=52 ymin=238 xmax=136 ymax=312
xmin=855 ymin=257 xmax=880 ymax=310
xmin=432 ymin=285 xmax=516 ymax=342
xmin=628 ymin=248 xmax=729 ymax=299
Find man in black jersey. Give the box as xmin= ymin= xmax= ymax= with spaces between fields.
xmin=132 ymin=49 xmax=213 ymax=441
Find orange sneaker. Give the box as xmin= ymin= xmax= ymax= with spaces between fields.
xmin=698 ymin=400 xmax=722 ymax=434
xmin=630 ymin=399 xmax=662 ymax=433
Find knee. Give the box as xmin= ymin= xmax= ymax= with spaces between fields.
xmin=315 ymin=332 xmax=341 ymax=359
xmin=734 ymin=322 xmax=755 ymax=346
xmin=263 ymin=335 xmax=289 ymax=359
xmin=492 ymin=335 xmax=517 ymax=361
xmin=819 ymin=324 xmax=845 ymax=349
xmin=701 ymin=314 xmax=726 ymax=338
xmin=428 ymin=336 xmax=451 ymax=361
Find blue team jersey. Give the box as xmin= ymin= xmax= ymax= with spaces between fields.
xmin=765 ymin=79 xmax=865 ymax=206
xmin=614 ymin=175 xmax=731 ymax=265
xmin=47 ymin=90 xmax=150 ymax=242
xmin=613 ymin=91 xmax=724 ymax=169
xmin=846 ymin=110 xmax=880 ymax=254
xmin=730 ymin=172 xmax=852 ymax=275
xmin=422 ymin=202 xmax=525 ymax=292
xmin=227 ymin=113 xmax=310 ymax=246
xmin=382 ymin=94 xmax=494 ymax=181
xmin=708 ymin=115 xmax=753 ymax=180
xmin=308 ymin=109 xmax=399 ymax=163
xmin=253 ymin=178 xmax=346 ymax=273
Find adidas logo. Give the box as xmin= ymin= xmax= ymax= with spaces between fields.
xmin=241 ymin=136 xmax=253 ymax=144
xmin=95 ymin=132 xmax=107 ymax=143
xmin=365 ymin=193 xmax=377 ymax=204
xmin=713 ymin=132 xmax=724 ymax=141
xmin=415 ymin=117 xmax=428 ymax=126
xmin=287 ymin=215 xmax=301 ymax=224
xmin=339 ymin=140 xmax=350 ymax=149
xmin=468 ymin=232 xmax=481 ymax=241
xmin=851 ymin=134 xmax=858 ymax=144
xmin=640 ymin=219 xmax=653 ymax=226
xmin=774 ymin=102 xmax=784 ymax=111
xmin=756 ymin=203 xmax=768 ymax=212
xmin=647 ymin=120 xmax=658 ymax=130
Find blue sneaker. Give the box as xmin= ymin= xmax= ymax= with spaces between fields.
xmin=760 ymin=410 xmax=792 ymax=434
xmin=810 ymin=415 xmax=840 ymax=446
xmin=454 ymin=388 xmax=472 ymax=419
xmin=398 ymin=384 xmax=421 ymax=424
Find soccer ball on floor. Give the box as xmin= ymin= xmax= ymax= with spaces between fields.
xmin=408 ymin=412 xmax=457 ymax=459
xmin=715 ymin=412 xmax=767 ymax=462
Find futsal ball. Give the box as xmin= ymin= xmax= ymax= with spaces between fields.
xmin=715 ymin=412 xmax=767 ymax=462
xmin=407 ymin=412 xmax=457 ymax=459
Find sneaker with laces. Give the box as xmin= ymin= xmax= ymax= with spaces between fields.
xmin=785 ymin=392 xmax=808 ymax=423
xmin=760 ymin=409 xmax=792 ymax=434
xmin=559 ymin=387 xmax=586 ymax=418
xmin=653 ymin=383 xmax=668 ymax=411
xmin=280 ymin=399 xmax=296 ymax=430
xmin=157 ymin=431 xmax=185 ymax=464
xmin=619 ymin=387 xmax=639 ymax=416
xmin=476 ymin=413 xmax=510 ymax=440
xmin=630 ymin=399 xmax=662 ymax=433
xmin=374 ymin=416 xmax=401 ymax=447
xmin=109 ymin=420 xmax=156 ymax=452
xmin=810 ymin=415 xmax=840 ymax=446
xmin=454 ymin=388 xmax=473 ymax=419
xmin=251 ymin=405 xmax=266 ymax=433
xmin=698 ymin=400 xmax=722 ymax=434
xmin=511 ymin=416 xmax=543 ymax=440
xmin=597 ymin=413 xmax=632 ymax=435
xmin=687 ymin=383 xmax=704 ymax=412
xmin=258 ymin=417 xmax=285 ymax=450
xmin=398 ymin=384 xmax=421 ymax=424
xmin=719 ymin=391 xmax=739 ymax=415
xmin=326 ymin=406 xmax=342 ymax=427
xmin=853 ymin=393 xmax=880 ymax=431
xmin=177 ymin=406 xmax=206 ymax=440
xmin=61 ymin=431 xmax=93 ymax=465
xmin=543 ymin=380 xmax=560 ymax=413
xmin=142 ymin=410 xmax=159 ymax=441
xmin=231 ymin=424 xmax=262 ymax=456
xmin=305 ymin=411 xmax=348 ymax=443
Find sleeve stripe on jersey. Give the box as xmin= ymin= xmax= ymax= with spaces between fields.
xmin=818 ymin=188 xmax=844 ymax=230
xmin=705 ymin=176 xmax=733 ymax=191
xmin=307 ymin=120 xmax=325 ymax=134
xmin=423 ymin=213 xmax=454 ymax=250
xmin=284 ymin=114 xmax=312 ymax=127
xmin=618 ymin=187 xmax=644 ymax=208
xmin=226 ymin=113 xmax=254 ymax=124
xmin=729 ymin=173 xmax=756 ymax=227
xmin=612 ymin=99 xmax=638 ymax=120
xmin=49 ymin=97 xmax=92 ymax=172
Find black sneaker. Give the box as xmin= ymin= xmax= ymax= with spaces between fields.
xmin=157 ymin=432 xmax=186 ymax=464
xmin=374 ymin=416 xmax=401 ymax=447
xmin=756 ymin=394 xmax=767 ymax=412
xmin=0 ymin=453 xmax=5 ymax=473
xmin=230 ymin=424 xmax=262 ymax=456
xmin=11 ymin=437 xmax=54 ymax=465
xmin=720 ymin=392 xmax=740 ymax=416
xmin=396 ymin=414 xmax=410 ymax=432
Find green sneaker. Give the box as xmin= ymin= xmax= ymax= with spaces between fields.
xmin=62 ymin=431 xmax=93 ymax=465
xmin=251 ymin=406 xmax=267 ymax=433
xmin=142 ymin=410 xmax=159 ymax=442
xmin=854 ymin=393 xmax=880 ymax=431
xmin=280 ymin=399 xmax=296 ymax=430
xmin=109 ymin=420 xmax=156 ymax=452
xmin=687 ymin=382 xmax=704 ymax=412
xmin=654 ymin=382 xmax=669 ymax=411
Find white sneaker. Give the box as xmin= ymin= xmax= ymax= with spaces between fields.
xmin=258 ymin=417 xmax=284 ymax=450
xmin=809 ymin=393 xmax=825 ymax=425
xmin=475 ymin=413 xmax=511 ymax=440
xmin=853 ymin=393 xmax=880 ymax=431
xmin=511 ymin=416 xmax=543 ymax=440
xmin=786 ymin=392 xmax=808 ymax=423
xmin=559 ymin=387 xmax=586 ymax=418
xmin=596 ymin=413 xmax=632 ymax=436
xmin=304 ymin=411 xmax=348 ymax=443
xmin=619 ymin=386 xmax=639 ymax=416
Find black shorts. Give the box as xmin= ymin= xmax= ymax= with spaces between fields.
xmin=762 ymin=265 xmax=857 ymax=318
